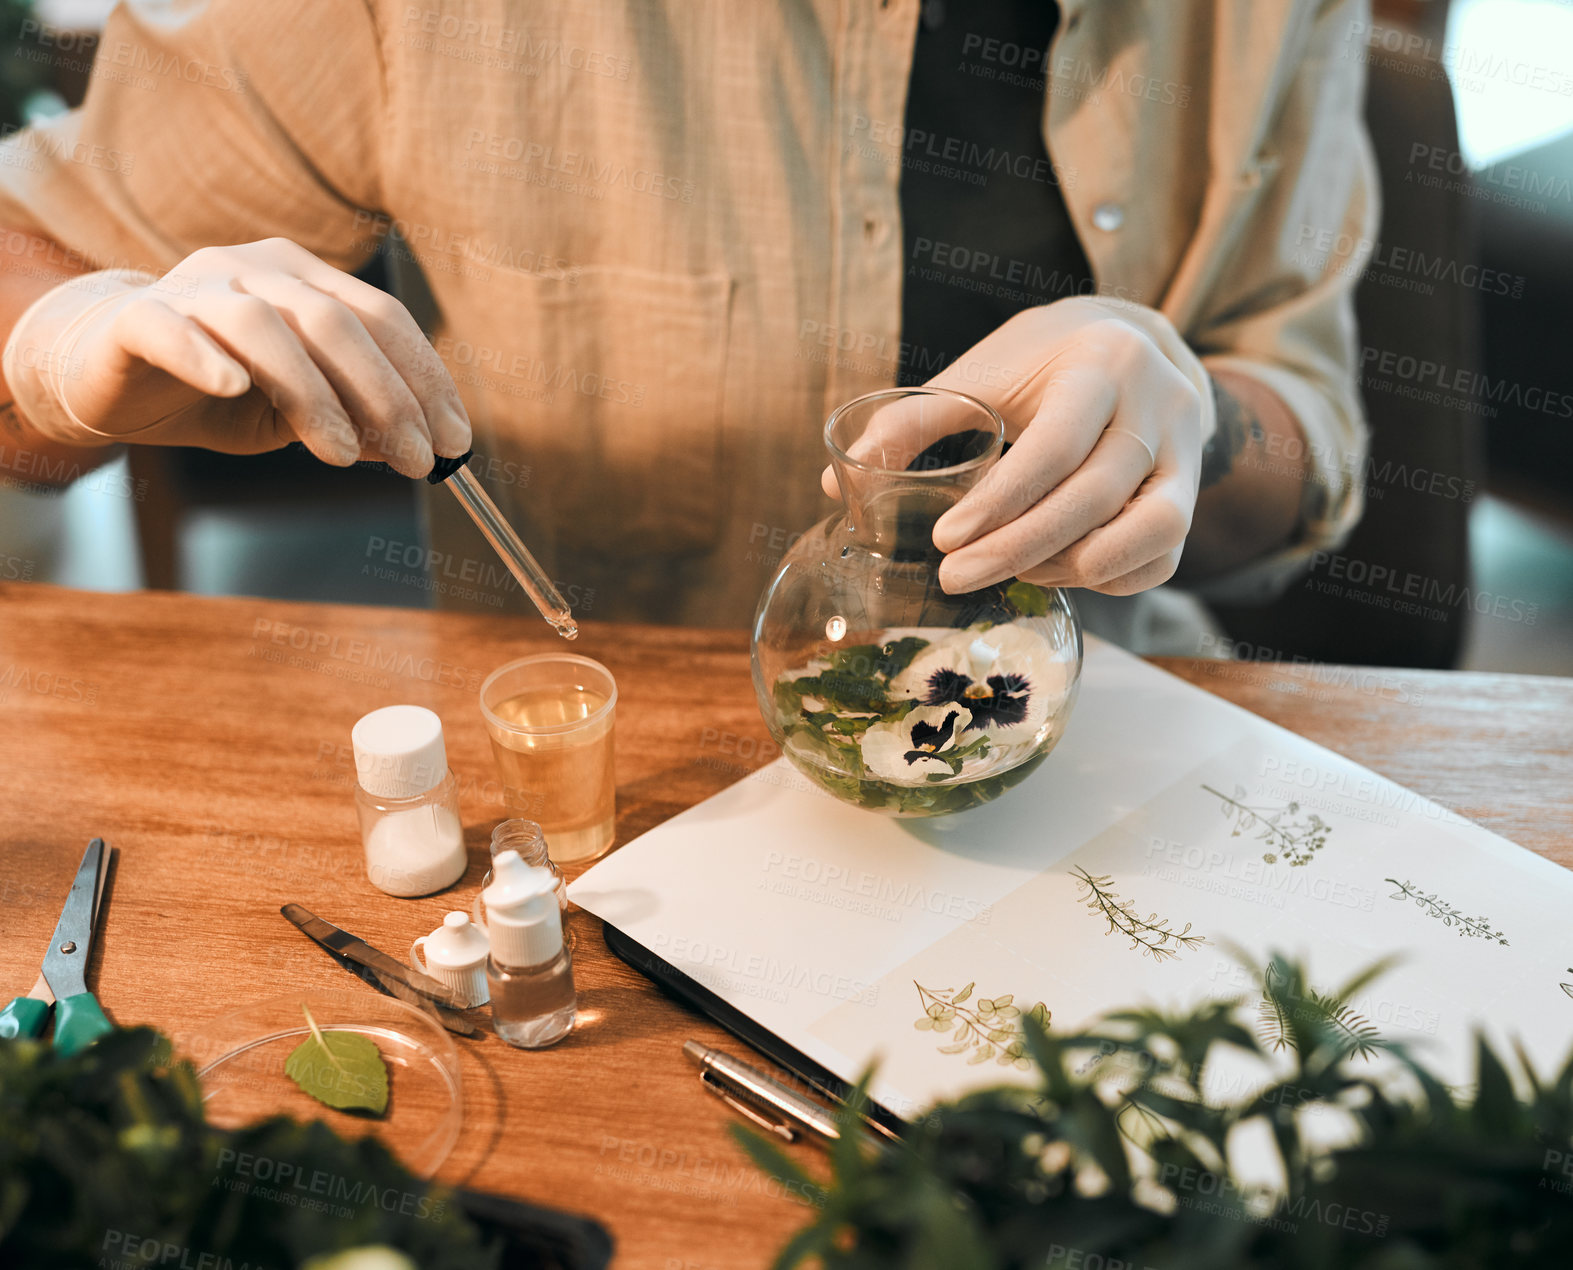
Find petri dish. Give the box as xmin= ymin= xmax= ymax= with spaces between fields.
xmin=175 ymin=988 xmax=463 ymax=1178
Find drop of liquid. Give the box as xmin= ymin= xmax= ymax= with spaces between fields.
xmin=552 ymin=617 xmax=579 ymax=640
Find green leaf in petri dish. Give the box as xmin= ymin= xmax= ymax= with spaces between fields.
xmin=284 ymin=1006 xmax=390 ymax=1116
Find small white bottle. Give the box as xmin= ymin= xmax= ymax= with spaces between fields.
xmin=483 ymin=849 xmax=576 ymax=1048
xmin=352 ymin=705 xmax=468 ymax=897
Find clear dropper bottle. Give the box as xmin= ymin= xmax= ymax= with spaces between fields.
xmin=483 ymin=849 xmax=577 ymax=1048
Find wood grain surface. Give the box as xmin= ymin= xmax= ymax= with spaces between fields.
xmin=2 ymin=582 xmax=1570 ymax=1268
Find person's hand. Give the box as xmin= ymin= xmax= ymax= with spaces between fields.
xmin=2 ymin=237 xmax=469 ymax=477
xmin=822 ymin=297 xmax=1215 ymax=596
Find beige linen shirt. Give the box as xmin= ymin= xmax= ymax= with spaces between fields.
xmin=0 ymin=0 xmax=1376 ymax=631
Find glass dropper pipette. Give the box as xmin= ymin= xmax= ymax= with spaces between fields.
xmin=427 ymin=451 xmax=578 ymax=640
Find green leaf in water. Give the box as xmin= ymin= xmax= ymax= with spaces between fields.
xmin=1005 ymin=579 xmax=1050 ymax=617
xmin=285 ymin=1006 xmax=389 ymax=1116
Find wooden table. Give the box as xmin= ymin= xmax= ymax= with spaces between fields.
xmin=3 ymin=583 xmax=1571 ymax=1267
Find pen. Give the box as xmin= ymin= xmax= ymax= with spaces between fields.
xmin=684 ymin=1040 xmax=898 ymax=1150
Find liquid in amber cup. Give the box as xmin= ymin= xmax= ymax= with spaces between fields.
xmin=480 ymin=654 xmax=617 ymax=864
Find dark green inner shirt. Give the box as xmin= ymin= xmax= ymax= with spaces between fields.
xmin=898 ymin=1 xmax=1095 ymax=386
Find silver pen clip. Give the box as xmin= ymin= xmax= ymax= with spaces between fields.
xmin=699 ymin=1069 xmax=798 ymax=1142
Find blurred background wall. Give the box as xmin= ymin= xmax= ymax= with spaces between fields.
xmin=1 ymin=0 xmax=1568 ymax=672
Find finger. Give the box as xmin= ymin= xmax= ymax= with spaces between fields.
xmin=1022 ymin=475 xmax=1191 ymax=588
xmin=264 ymin=239 xmax=472 ymax=456
xmin=1084 ymin=548 xmax=1182 ymax=596
xmin=240 ymin=273 xmax=434 ymax=477
xmin=931 ymin=363 xmax=1116 ymax=553
xmin=936 ymin=426 xmax=1152 ymax=593
xmin=110 ymin=297 xmax=252 ymax=398
xmin=190 ymin=292 xmax=363 ymax=466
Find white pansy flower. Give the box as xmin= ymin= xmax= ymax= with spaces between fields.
xmin=890 ymin=623 xmax=1067 ymax=740
xmin=860 ymin=703 xmax=974 ymax=785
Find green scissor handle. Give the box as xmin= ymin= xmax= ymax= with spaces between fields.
xmin=52 ymin=993 xmax=113 ymax=1056
xmin=0 ymin=996 xmax=50 ymax=1041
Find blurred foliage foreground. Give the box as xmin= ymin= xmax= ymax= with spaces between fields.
xmin=2 ymin=955 xmax=1571 ymax=1268
xmin=740 ymin=954 xmax=1573 ymax=1270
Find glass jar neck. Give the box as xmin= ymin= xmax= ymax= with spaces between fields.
xmin=490 ymin=818 xmax=550 ymax=868
xmin=830 ymin=441 xmax=996 ymax=560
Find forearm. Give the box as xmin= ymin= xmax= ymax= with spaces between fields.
xmin=0 ymin=227 xmax=121 ymax=487
xmin=1175 ymin=369 xmax=1308 ymax=581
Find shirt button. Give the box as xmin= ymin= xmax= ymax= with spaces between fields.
xmin=1092 ymin=202 xmax=1125 ymax=232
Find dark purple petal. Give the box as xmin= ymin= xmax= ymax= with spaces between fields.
xmin=964 ymin=675 xmax=1030 ymax=729
xmin=907 ymin=710 xmax=961 ymax=753
xmin=923 ymin=668 xmax=971 ymax=705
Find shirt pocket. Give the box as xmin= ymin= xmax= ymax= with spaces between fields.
xmin=462 ymin=264 xmax=734 ymax=559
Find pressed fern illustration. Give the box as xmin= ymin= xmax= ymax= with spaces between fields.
xmin=1255 ymin=962 xmax=1381 ymax=1062
xmin=1385 ymin=878 xmax=1510 ymax=944
xmin=912 ymin=980 xmax=1048 ymax=1069
xmin=1071 ymin=867 xmax=1207 ymax=961
xmin=1202 ymin=784 xmax=1332 ymax=867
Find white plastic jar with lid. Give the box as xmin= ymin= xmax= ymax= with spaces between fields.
xmin=352 ymin=705 xmax=468 ymax=897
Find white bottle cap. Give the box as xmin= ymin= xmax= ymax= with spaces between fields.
xmin=424 ymin=911 xmax=490 ymax=970
xmin=482 ymin=849 xmax=563 ymax=968
xmin=353 ymin=705 xmax=449 ymax=798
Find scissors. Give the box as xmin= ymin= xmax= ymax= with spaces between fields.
xmin=0 ymin=838 xmax=115 ymax=1054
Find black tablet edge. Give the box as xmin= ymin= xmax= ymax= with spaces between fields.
xmin=599 ymin=919 xmax=910 ymax=1140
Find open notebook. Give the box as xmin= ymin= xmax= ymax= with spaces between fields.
xmin=570 ymin=637 xmax=1571 ymax=1120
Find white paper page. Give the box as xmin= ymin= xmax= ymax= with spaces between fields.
xmin=571 ymin=637 xmax=1571 ymax=1119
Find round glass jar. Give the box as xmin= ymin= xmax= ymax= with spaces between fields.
xmin=751 ymin=387 xmax=1082 ymax=817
